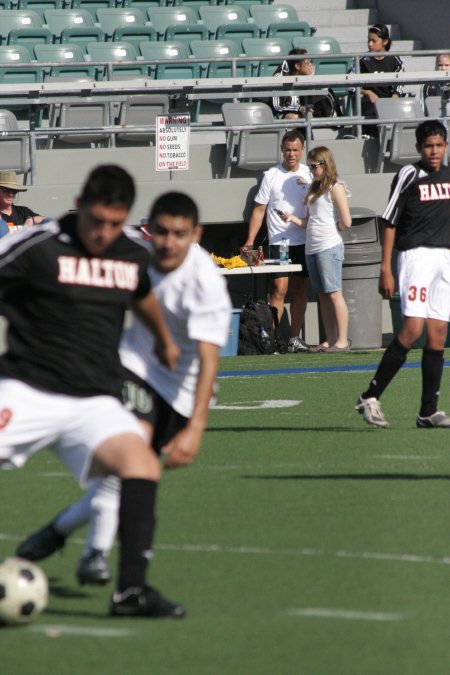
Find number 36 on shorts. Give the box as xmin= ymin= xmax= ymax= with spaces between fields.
xmin=408 ymin=285 xmax=427 ymax=302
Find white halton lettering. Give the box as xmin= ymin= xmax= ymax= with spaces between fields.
xmin=57 ymin=256 xmax=139 ymax=290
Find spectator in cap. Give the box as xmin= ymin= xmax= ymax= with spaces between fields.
xmin=0 ymin=170 xmax=43 ymax=229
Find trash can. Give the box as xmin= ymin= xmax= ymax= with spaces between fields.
xmin=220 ymin=309 xmax=242 ymax=357
xmin=390 ymin=295 xmax=450 ymax=348
xmin=341 ymin=207 xmax=382 ymax=349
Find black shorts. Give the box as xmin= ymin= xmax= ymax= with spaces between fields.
xmin=268 ymin=244 xmax=308 ymax=278
xmin=122 ymin=368 xmax=188 ymax=455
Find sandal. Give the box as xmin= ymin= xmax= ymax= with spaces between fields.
xmin=308 ymin=343 xmax=329 ymax=353
xmin=325 ymin=340 xmax=352 ymax=353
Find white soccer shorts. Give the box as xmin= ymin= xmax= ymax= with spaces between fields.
xmin=0 ymin=378 xmax=147 ymax=486
xmin=397 ymin=247 xmax=450 ymax=321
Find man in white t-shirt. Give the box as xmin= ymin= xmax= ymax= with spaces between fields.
xmin=17 ymin=192 xmax=232 ymax=616
xmin=244 ymin=130 xmax=312 ymax=353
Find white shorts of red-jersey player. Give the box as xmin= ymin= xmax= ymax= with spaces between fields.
xmin=0 ymin=378 xmax=147 ymax=486
xmin=398 ymin=247 xmax=450 ymax=321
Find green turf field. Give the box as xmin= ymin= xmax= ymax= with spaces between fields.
xmin=1 ymin=350 xmax=449 ymax=675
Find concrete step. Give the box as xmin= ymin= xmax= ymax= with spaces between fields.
xmin=295 ymin=8 xmax=378 ymax=28
xmin=288 ymin=0 xmax=356 ymax=11
xmin=315 ymin=24 xmax=401 ymax=41
xmin=338 ymin=39 xmax=422 ymax=54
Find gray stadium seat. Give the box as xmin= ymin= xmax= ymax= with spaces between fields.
xmin=424 ymin=95 xmax=450 ymax=118
xmin=375 ymin=98 xmax=423 ymax=171
xmin=117 ymin=94 xmax=169 ymax=144
xmin=222 ymin=101 xmax=282 ymax=177
xmin=48 ymin=98 xmax=112 ymax=148
xmin=0 ymin=109 xmax=31 ymax=177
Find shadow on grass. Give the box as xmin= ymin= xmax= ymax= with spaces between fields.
xmin=43 ymin=607 xmax=108 ymax=620
xmin=48 ymin=577 xmax=92 ymax=599
xmin=241 ymin=473 xmax=450 ymax=481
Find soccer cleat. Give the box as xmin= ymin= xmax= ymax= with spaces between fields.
xmin=416 ymin=411 xmax=450 ymax=428
xmin=110 ymin=585 xmax=186 ymax=619
xmin=16 ymin=523 xmax=66 ymax=561
xmin=77 ymin=550 xmax=112 ymax=586
xmin=287 ymin=337 xmax=309 ymax=353
xmin=355 ymin=396 xmax=389 ymax=428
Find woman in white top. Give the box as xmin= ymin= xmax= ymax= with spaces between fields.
xmin=282 ymin=146 xmax=352 ymax=351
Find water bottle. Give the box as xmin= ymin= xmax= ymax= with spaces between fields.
xmin=279 ymin=237 xmax=289 ymax=264
xmin=259 ymin=325 xmax=272 ymax=354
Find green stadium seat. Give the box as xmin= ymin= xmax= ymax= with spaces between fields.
xmin=61 ymin=26 xmax=106 ymax=52
xmin=225 ymin=0 xmax=269 ymax=10
xmin=155 ymin=59 xmax=200 ymax=80
xmin=242 ymin=37 xmax=290 ymax=76
xmin=17 ymin=0 xmax=64 ymax=24
xmin=146 ymin=6 xmax=197 ymax=39
xmin=198 ymin=5 xmax=248 ymax=37
xmin=190 ymin=39 xmax=248 ymax=77
xmin=292 ymin=35 xmax=342 ymax=56
xmin=266 ymin=21 xmax=315 ymax=42
xmin=293 ymin=36 xmax=350 ymax=98
xmin=139 ymin=39 xmax=188 ymax=77
xmin=0 ymin=10 xmax=43 ymax=43
xmin=173 ymin=0 xmax=218 ymax=20
xmin=113 ymin=25 xmax=156 ymax=50
xmin=86 ymin=41 xmax=146 ymax=78
xmin=123 ymin=0 xmax=169 ymax=9
xmin=96 ymin=8 xmax=148 ymax=41
xmin=0 ymin=45 xmax=43 ymax=84
xmin=215 ymin=22 xmax=258 ymax=53
xmin=71 ymin=0 xmax=116 ymax=21
xmin=164 ymin=22 xmax=208 ymax=46
xmin=7 ymin=27 xmax=53 ymax=59
xmin=44 ymin=9 xmax=95 ymax=41
xmin=34 ymin=43 xmax=95 ymax=78
xmin=249 ymin=4 xmax=298 ymax=34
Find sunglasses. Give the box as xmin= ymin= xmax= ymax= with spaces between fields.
xmin=307 ymin=161 xmax=325 ymax=170
xmin=0 ymin=186 xmax=19 ymax=195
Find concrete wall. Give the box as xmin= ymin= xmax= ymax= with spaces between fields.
xmin=355 ymin=0 xmax=450 ymax=49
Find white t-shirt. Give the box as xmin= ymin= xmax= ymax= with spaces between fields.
xmin=305 ymin=185 xmax=343 ymax=255
xmin=254 ymin=163 xmax=312 ymax=245
xmin=120 ymin=243 xmax=232 ymax=418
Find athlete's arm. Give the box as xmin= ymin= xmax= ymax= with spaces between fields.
xmin=133 ymin=291 xmax=180 ymax=370
xmin=379 ymin=225 xmax=396 ymax=299
xmin=245 ymin=202 xmax=266 ymax=248
xmin=163 ymin=340 xmax=219 ymax=469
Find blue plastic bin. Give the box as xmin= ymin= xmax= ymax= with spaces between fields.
xmin=220 ymin=309 xmax=242 ymax=357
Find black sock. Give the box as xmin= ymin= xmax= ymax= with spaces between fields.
xmin=419 ymin=348 xmax=444 ymax=417
xmin=362 ymin=337 xmax=409 ymax=400
xmin=118 ymin=478 xmax=157 ymax=592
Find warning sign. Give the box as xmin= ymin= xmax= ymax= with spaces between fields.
xmin=156 ymin=114 xmax=190 ymax=171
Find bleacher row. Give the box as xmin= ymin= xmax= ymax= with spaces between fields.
xmin=0 ymin=4 xmax=353 ymax=82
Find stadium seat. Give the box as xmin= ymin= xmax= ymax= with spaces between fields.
xmin=198 ymin=5 xmax=248 ymax=38
xmin=34 ymin=43 xmax=95 ymax=78
xmin=71 ymin=0 xmax=116 ymax=20
xmin=266 ymin=21 xmax=315 ymax=42
xmin=292 ymin=35 xmax=342 ymax=56
xmin=248 ymin=4 xmax=299 ymax=35
xmin=44 ymin=9 xmax=96 ymax=42
xmin=221 ymin=101 xmax=282 ymax=177
xmin=0 ymin=44 xmax=43 ymax=84
xmin=173 ymin=0 xmax=218 ymax=19
xmin=375 ymin=98 xmax=423 ymax=171
xmin=116 ymin=94 xmax=169 ymax=144
xmin=164 ymin=22 xmax=208 ymax=47
xmin=215 ymin=22 xmax=259 ymax=54
xmin=17 ymin=0 xmax=64 ymax=24
xmin=61 ymin=26 xmax=106 ymax=52
xmin=140 ymin=40 xmax=189 ymax=77
xmin=225 ymin=0 xmax=269 ymax=9
xmin=292 ymin=36 xmax=350 ymax=98
xmin=190 ymin=39 xmax=250 ymax=78
xmin=0 ymin=108 xmax=31 ymax=177
xmin=49 ymin=99 xmax=112 ymax=148
xmin=7 ymin=27 xmax=53 ymax=59
xmin=242 ymin=37 xmax=290 ymax=76
xmin=96 ymin=8 xmax=147 ymax=41
xmin=0 ymin=10 xmax=42 ymax=43
xmin=146 ymin=6 xmax=197 ymax=39
xmin=123 ymin=0 xmax=170 ymax=9
xmin=424 ymin=95 xmax=449 ymax=118
xmin=86 ymin=41 xmax=146 ymax=78
xmin=113 ymin=25 xmax=156 ymax=50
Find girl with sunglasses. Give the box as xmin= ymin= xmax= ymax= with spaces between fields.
xmin=280 ymin=147 xmax=352 ymax=352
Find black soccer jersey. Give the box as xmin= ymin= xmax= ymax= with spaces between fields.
xmin=382 ymin=163 xmax=450 ymax=251
xmin=0 ymin=214 xmax=151 ymax=398
xmin=359 ymin=54 xmax=404 ymax=98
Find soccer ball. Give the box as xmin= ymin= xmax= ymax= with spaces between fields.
xmin=0 ymin=557 xmax=48 ymax=626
